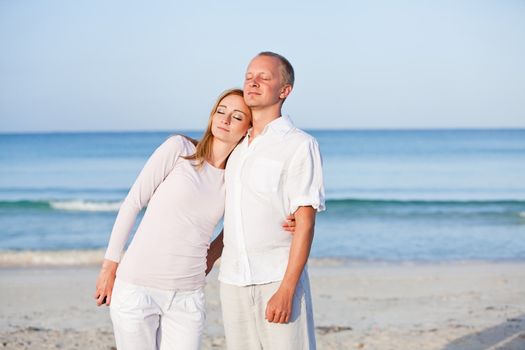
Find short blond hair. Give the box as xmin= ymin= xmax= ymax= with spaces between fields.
xmin=257 ymin=51 xmax=295 ymax=87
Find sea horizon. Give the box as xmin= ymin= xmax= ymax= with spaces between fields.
xmin=1 ymin=126 xmax=525 ymax=136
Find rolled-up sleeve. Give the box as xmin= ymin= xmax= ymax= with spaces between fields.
xmin=104 ymin=136 xmax=183 ymax=262
xmin=286 ymin=138 xmax=326 ymax=215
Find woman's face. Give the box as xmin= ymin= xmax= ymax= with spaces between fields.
xmin=211 ymin=94 xmax=251 ymax=144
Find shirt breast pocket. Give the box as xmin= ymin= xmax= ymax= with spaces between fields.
xmin=250 ymin=158 xmax=283 ymax=193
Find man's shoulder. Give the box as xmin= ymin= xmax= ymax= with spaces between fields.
xmin=286 ymin=127 xmax=319 ymax=147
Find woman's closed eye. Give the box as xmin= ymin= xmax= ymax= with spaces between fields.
xmin=232 ymin=113 xmax=244 ymax=121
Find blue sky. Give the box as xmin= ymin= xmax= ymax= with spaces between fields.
xmin=1 ymin=0 xmax=524 ymax=132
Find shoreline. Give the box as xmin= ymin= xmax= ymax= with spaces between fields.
xmin=1 ymin=262 xmax=525 ymax=349
xmin=2 ymin=248 xmax=525 ymax=268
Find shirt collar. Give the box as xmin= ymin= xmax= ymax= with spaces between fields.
xmin=248 ymin=115 xmax=295 ymax=139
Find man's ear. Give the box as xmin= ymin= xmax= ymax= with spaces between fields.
xmin=279 ymin=84 xmax=293 ymax=100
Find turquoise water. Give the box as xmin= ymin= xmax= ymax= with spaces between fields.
xmin=1 ymin=130 xmax=524 ymax=261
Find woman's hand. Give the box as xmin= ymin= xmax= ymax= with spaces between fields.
xmin=282 ymin=214 xmax=296 ymax=234
xmin=94 ymin=259 xmax=118 ymax=306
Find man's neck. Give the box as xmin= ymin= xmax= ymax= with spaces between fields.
xmin=250 ymin=105 xmax=282 ymax=140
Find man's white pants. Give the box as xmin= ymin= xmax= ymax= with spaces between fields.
xmin=220 ymin=271 xmax=316 ymax=350
xmin=110 ymin=278 xmax=205 ymax=350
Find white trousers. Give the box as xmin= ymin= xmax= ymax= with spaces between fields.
xmin=110 ymin=278 xmax=205 ymax=350
xmin=220 ymin=271 xmax=316 ymax=350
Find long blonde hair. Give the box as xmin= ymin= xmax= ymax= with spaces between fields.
xmin=182 ymin=88 xmax=246 ymax=168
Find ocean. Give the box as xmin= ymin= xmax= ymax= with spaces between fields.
xmin=1 ymin=129 xmax=524 ymax=262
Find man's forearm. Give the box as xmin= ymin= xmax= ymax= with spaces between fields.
xmin=279 ymin=206 xmax=315 ymax=292
xmin=264 ymin=206 xmax=316 ymax=323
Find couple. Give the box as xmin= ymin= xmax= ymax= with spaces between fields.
xmin=94 ymin=51 xmax=325 ymax=350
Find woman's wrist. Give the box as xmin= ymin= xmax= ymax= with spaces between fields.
xmin=101 ymin=259 xmax=118 ymax=272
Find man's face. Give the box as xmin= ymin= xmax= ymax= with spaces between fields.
xmin=243 ymin=55 xmax=286 ymax=110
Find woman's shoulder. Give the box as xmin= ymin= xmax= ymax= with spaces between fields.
xmin=164 ymin=134 xmax=197 ymax=153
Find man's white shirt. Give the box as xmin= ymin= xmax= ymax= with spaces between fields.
xmin=218 ymin=115 xmax=326 ymax=286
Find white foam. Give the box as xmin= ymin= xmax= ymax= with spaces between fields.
xmin=0 ymin=249 xmax=105 ymax=267
xmin=519 ymin=212 xmax=525 ymax=218
xmin=50 ymin=200 xmax=122 ymax=212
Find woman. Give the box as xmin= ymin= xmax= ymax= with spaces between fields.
xmin=94 ymin=88 xmax=253 ymax=350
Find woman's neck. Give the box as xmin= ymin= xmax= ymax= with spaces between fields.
xmin=207 ymin=138 xmax=236 ymax=169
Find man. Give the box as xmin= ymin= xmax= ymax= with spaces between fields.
xmin=207 ymin=51 xmax=325 ymax=349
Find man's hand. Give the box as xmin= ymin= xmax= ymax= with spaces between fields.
xmin=282 ymin=214 xmax=296 ymax=233
xmin=265 ymin=286 xmax=295 ymax=324
xmin=205 ymin=251 xmax=216 ymax=276
xmin=206 ymin=231 xmax=224 ymax=275
xmin=94 ymin=259 xmax=118 ymax=306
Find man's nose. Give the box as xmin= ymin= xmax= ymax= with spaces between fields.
xmin=249 ymin=77 xmax=259 ymax=87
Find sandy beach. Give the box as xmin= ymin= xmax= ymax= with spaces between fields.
xmin=1 ymin=258 xmax=524 ymax=350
